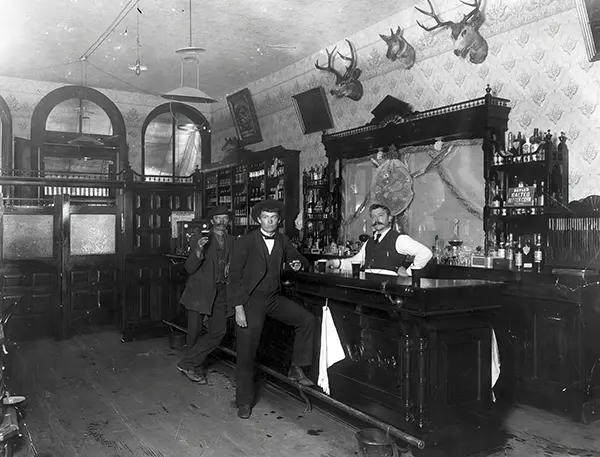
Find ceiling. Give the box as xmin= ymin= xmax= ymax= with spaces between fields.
xmin=0 ymin=0 xmax=422 ymax=100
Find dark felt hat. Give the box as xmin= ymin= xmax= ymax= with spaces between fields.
xmin=206 ymin=205 xmax=233 ymax=219
xmin=251 ymin=199 xmax=285 ymax=222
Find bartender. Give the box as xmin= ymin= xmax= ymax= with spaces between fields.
xmin=326 ymin=204 xmax=432 ymax=276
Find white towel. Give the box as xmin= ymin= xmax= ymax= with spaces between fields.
xmin=491 ymin=328 xmax=501 ymax=402
xmin=317 ymin=300 xmax=346 ymax=395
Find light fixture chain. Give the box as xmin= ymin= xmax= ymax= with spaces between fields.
xmin=189 ymin=0 xmax=193 ymax=48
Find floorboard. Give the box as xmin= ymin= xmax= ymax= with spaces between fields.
xmin=5 ymin=330 xmax=600 ymax=457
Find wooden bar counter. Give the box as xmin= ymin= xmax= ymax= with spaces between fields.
xmin=271 ymin=270 xmax=510 ymax=457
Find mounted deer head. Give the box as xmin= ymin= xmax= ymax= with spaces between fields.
xmin=415 ymin=0 xmax=488 ymax=64
xmin=379 ymin=26 xmax=416 ymax=69
xmin=315 ymin=39 xmax=364 ymax=101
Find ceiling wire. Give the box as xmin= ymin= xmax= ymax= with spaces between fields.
xmin=80 ymin=0 xmax=141 ymax=61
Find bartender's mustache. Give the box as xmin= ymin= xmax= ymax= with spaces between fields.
xmin=372 ymin=222 xmax=384 ymax=227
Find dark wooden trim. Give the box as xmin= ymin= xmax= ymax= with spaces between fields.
xmin=57 ymin=194 xmax=70 ymax=340
xmin=322 ymin=92 xmax=511 ymax=161
xmin=140 ymin=102 xmax=211 ymax=174
xmin=0 ymin=95 xmax=13 ymax=170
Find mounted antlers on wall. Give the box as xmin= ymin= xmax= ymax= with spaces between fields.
xmin=315 ymin=39 xmax=364 ymax=101
xmin=379 ymin=26 xmax=416 ymax=69
xmin=415 ymin=0 xmax=488 ymax=64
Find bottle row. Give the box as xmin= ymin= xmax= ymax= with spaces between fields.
xmin=268 ymin=185 xmax=284 ymax=200
xmin=234 ymin=216 xmax=250 ymax=226
xmin=268 ymin=158 xmax=285 ymax=178
xmin=248 ymin=162 xmax=265 ymax=180
xmin=489 ymin=232 xmax=544 ymax=272
xmin=491 ymin=129 xmax=567 ymax=166
xmin=302 ymin=163 xmax=328 ymax=185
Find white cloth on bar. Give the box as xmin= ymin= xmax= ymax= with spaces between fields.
xmin=317 ymin=300 xmax=346 ymax=395
xmin=492 ymin=328 xmax=501 ymax=402
xmin=363 ymin=268 xmax=398 ymax=276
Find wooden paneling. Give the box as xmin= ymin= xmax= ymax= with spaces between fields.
xmin=121 ymin=185 xmax=195 ymax=341
xmin=0 ymin=260 xmax=59 ymax=341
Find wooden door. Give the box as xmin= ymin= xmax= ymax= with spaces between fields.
xmin=61 ymin=197 xmax=119 ymax=337
xmin=0 ymin=195 xmax=120 ymax=341
xmin=0 ymin=199 xmax=61 ymax=341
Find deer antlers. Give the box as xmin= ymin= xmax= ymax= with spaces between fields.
xmin=415 ymin=0 xmax=482 ymax=31
xmin=315 ymin=39 xmax=359 ymax=84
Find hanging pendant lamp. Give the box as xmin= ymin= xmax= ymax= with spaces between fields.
xmin=69 ymin=59 xmax=105 ymax=146
xmin=161 ymin=0 xmax=217 ymax=104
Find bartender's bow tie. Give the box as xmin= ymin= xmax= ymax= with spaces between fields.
xmin=262 ymin=233 xmax=277 ymax=240
xmin=374 ymin=233 xmax=381 ymax=243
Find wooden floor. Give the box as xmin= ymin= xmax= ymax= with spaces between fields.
xmin=6 ymin=330 xmax=600 ymax=457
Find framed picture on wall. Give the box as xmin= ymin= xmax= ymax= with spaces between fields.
xmin=226 ymin=88 xmax=263 ymax=145
xmin=576 ymin=0 xmax=600 ymax=61
xmin=292 ymin=86 xmax=334 ymax=135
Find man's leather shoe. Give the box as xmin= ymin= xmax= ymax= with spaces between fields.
xmin=238 ymin=404 xmax=252 ymax=419
xmin=288 ymin=366 xmax=314 ymax=387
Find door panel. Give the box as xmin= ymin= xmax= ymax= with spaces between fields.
xmin=121 ymin=187 xmax=193 ymax=341
xmin=66 ymin=259 xmax=118 ymax=330
xmin=0 ymin=208 xmax=60 ymax=341
xmin=64 ymin=204 xmax=119 ymax=335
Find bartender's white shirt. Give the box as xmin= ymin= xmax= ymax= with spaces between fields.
xmin=340 ymin=227 xmax=432 ymax=276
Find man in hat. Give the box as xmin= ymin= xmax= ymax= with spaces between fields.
xmin=327 ymin=203 xmax=432 ymax=276
xmin=177 ymin=205 xmax=234 ymax=384
xmin=228 ymin=199 xmax=314 ymax=419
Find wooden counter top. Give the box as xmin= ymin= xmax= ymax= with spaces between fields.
xmin=283 ymin=269 xmax=505 ymax=315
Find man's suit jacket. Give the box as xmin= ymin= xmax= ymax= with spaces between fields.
xmin=179 ymin=232 xmax=234 ymax=316
xmin=227 ymin=229 xmax=310 ymax=309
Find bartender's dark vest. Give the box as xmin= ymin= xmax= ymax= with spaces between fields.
xmin=363 ymin=230 xmax=407 ymax=272
xmin=254 ymin=237 xmax=283 ymax=296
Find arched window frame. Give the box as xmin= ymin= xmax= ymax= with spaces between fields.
xmin=30 ymin=85 xmax=127 ymax=172
xmin=0 ymin=95 xmax=13 ymax=170
xmin=141 ymin=102 xmax=211 ymax=177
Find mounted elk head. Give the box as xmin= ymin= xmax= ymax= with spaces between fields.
xmin=415 ymin=0 xmax=488 ymax=64
xmin=315 ymin=39 xmax=364 ymax=101
xmin=379 ymin=26 xmax=416 ymax=69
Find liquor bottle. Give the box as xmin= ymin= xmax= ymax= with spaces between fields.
xmin=533 ymin=234 xmax=543 ymax=273
xmin=522 ymin=135 xmax=531 ymax=157
xmin=514 ymin=240 xmax=523 ymax=271
xmin=506 ymin=233 xmax=514 ymax=262
xmin=497 ymin=235 xmax=506 ymax=259
xmin=522 ymin=236 xmax=533 ymax=269
xmin=491 ymin=183 xmax=503 ymax=215
xmin=537 ymin=180 xmax=545 ymax=209
xmin=516 ymin=132 xmax=524 ymax=160
xmin=529 ymin=128 xmax=540 ymax=155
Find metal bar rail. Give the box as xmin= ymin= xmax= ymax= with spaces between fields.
xmin=162 ymin=319 xmax=426 ymax=450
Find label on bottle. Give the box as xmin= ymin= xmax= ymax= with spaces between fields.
xmin=515 ymin=252 xmax=523 ymax=267
xmin=498 ymin=247 xmax=506 ymax=258
xmin=534 ymin=250 xmax=542 ymax=262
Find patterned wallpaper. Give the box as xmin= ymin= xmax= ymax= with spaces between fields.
xmin=211 ymin=0 xmax=599 ymax=204
xmin=0 ymin=75 xmax=211 ymax=174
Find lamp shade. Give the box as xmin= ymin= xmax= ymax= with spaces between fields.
xmin=161 ymin=86 xmax=218 ymax=104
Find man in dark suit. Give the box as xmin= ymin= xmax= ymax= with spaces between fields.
xmin=177 ymin=205 xmax=234 ymax=384
xmin=228 ymin=199 xmax=314 ymax=419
